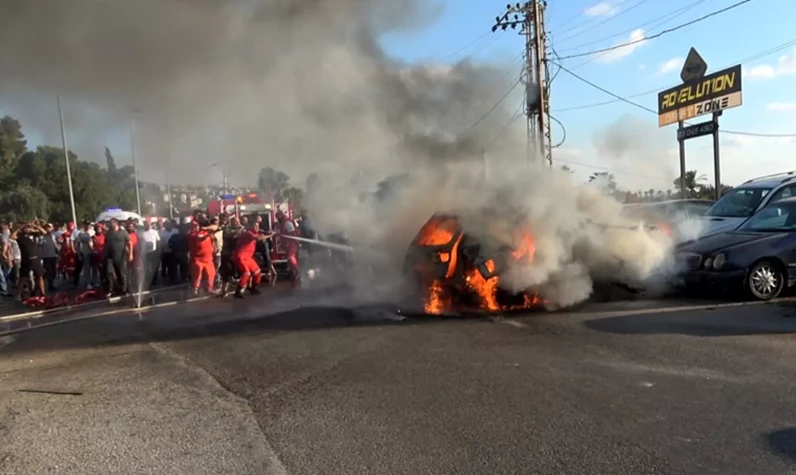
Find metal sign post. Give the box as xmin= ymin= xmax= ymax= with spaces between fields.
xmin=712 ymin=111 xmax=722 ymax=201
xmin=658 ymin=48 xmax=743 ymax=200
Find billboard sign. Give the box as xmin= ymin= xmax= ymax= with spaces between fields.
xmin=658 ymin=64 xmax=742 ymax=127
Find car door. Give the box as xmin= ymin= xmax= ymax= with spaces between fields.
xmin=761 ymin=184 xmax=796 ymax=209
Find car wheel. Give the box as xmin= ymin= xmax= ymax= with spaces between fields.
xmin=747 ymin=260 xmax=785 ymax=301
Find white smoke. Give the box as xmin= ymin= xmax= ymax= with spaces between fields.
xmin=0 ymin=0 xmax=678 ymax=308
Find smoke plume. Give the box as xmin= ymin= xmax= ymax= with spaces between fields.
xmin=0 ymin=0 xmax=676 ymax=308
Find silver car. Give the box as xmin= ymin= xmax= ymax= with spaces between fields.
xmin=701 ymin=171 xmax=796 ymax=236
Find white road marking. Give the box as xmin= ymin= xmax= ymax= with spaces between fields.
xmin=500 ymin=319 xmax=528 ymax=328
xmin=0 ymin=285 xmax=190 ymax=324
xmin=0 ymin=295 xmax=213 ymax=337
xmin=553 ymin=296 xmax=796 ymax=321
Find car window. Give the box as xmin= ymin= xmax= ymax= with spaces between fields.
xmin=704 ymin=187 xmax=771 ymax=218
xmin=683 ymin=201 xmax=712 ymax=217
xmin=740 ymin=202 xmax=796 ymax=231
xmin=413 ymin=216 xmax=460 ymax=246
xmin=766 ymin=184 xmax=796 ymax=204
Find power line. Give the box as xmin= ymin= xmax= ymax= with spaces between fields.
xmin=553 ymin=0 xmax=637 ymax=38
xmin=554 ymin=0 xmax=655 ymax=45
xmin=555 ymin=0 xmax=752 ymax=61
xmin=441 ymin=31 xmax=492 ymax=61
xmin=555 ymin=157 xmax=671 ymax=181
xmin=550 ymin=115 xmax=567 ymax=148
xmin=485 ymin=104 xmax=524 ymax=147
xmin=549 ymin=0 xmax=614 ymax=32
xmin=555 ymin=87 xmax=662 ymax=111
xmin=442 ymin=56 xmax=525 ymax=131
xmin=465 ymin=80 xmax=522 ymax=132
xmin=551 ymin=62 xmax=796 ymax=138
xmin=556 ymin=0 xmax=712 ymax=52
xmin=552 ymin=37 xmax=796 ymax=112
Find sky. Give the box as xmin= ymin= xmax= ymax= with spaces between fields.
xmin=3 ymin=0 xmax=794 ymax=192
xmin=381 ymin=0 xmax=796 ymax=190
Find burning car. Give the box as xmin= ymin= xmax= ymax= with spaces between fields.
xmin=403 ymin=212 xmax=542 ymax=315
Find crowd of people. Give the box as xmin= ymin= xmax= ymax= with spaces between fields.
xmin=0 ymin=209 xmax=304 ymax=304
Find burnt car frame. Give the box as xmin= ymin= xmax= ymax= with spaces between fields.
xmin=674 ymin=197 xmax=796 ymax=300
xmin=402 ymin=213 xmax=538 ymax=313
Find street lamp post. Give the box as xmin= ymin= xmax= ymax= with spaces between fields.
xmin=57 ymin=93 xmax=78 ymax=225
xmin=164 ymin=163 xmax=174 ymax=221
xmin=129 ymin=113 xmax=142 ymax=216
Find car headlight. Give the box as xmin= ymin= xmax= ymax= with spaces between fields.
xmin=703 ymin=257 xmax=713 ymax=269
xmin=713 ymin=253 xmax=726 ymax=270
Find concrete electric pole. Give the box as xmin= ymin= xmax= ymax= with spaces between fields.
xmin=492 ymin=1 xmax=552 ymax=167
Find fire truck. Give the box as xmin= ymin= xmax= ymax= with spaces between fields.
xmin=207 ymin=193 xmax=298 ymax=279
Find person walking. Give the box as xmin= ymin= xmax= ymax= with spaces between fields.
xmin=139 ymin=220 xmax=160 ymax=288
xmin=73 ymin=220 xmax=93 ymax=288
xmin=103 ymin=219 xmax=132 ymax=296
xmin=40 ymin=223 xmax=59 ymax=292
xmin=11 ymin=221 xmax=47 ymax=299
xmin=158 ymin=220 xmax=178 ymax=284
xmin=91 ymin=223 xmax=106 ymax=289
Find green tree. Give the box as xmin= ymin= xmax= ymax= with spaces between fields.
xmin=0 ymin=182 xmax=50 ymax=222
xmin=0 ymin=116 xmax=27 ymax=184
xmin=672 ymin=170 xmax=706 ymax=198
xmin=589 ymin=172 xmax=617 ymax=191
xmin=281 ymin=187 xmax=304 ymax=212
xmin=257 ymin=167 xmax=291 ymax=200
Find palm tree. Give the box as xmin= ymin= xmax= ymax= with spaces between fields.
xmin=672 ymin=170 xmax=707 ymax=198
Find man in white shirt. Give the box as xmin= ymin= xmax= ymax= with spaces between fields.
xmin=158 ymin=220 xmax=179 ymax=284
xmin=139 ymin=221 xmax=160 ymax=287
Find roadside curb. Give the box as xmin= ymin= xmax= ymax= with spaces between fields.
xmin=0 ymin=285 xmax=189 ymax=324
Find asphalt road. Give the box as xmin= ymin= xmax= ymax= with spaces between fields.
xmin=2 ymin=290 xmax=796 ymax=475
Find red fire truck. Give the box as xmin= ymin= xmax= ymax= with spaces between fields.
xmin=207 ymin=193 xmax=298 ymax=279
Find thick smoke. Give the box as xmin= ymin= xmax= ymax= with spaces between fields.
xmin=0 ymin=0 xmax=518 ymax=184
xmin=592 ymin=115 xmax=676 ymax=192
xmin=0 ymin=0 xmax=676 ymax=308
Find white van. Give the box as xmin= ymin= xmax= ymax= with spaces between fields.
xmin=95 ymin=209 xmax=143 ymax=223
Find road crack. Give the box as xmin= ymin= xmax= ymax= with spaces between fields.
xmin=149 ymin=342 xmax=289 ymax=475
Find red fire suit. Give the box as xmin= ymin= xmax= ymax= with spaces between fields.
xmin=189 ymin=229 xmax=216 ymax=291
xmin=233 ymin=230 xmax=262 ymax=289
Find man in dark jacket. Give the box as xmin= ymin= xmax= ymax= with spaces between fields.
xmin=103 ymin=218 xmax=131 ymax=296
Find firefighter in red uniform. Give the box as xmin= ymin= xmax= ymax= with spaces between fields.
xmin=232 ymin=221 xmax=272 ymax=299
xmin=274 ymin=209 xmax=301 ymax=285
xmin=188 ymin=218 xmax=219 ymax=295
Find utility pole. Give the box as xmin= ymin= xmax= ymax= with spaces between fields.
xmin=492 ymin=1 xmax=552 ymax=167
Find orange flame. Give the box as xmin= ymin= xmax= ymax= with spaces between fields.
xmin=511 ymin=232 xmax=536 ymax=264
xmin=419 ymin=221 xmax=542 ymax=314
xmin=464 ymin=260 xmax=500 ymax=311
xmin=424 ymin=280 xmax=449 ymax=315
xmin=414 ymin=216 xmax=459 ymax=246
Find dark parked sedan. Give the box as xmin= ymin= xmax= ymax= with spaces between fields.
xmin=674 ymin=197 xmax=796 ymax=300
